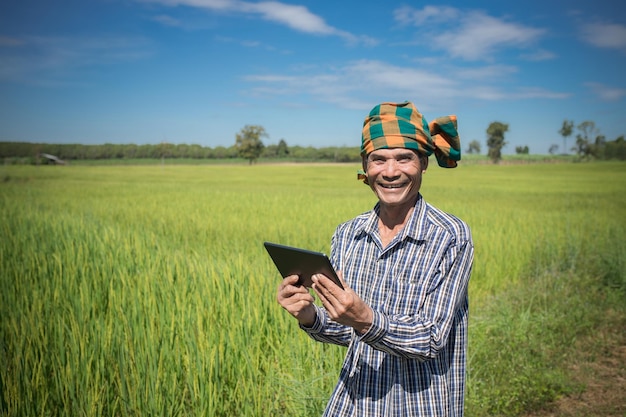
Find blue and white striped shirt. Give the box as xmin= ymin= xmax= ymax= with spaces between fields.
xmin=303 ymin=195 xmax=473 ymax=416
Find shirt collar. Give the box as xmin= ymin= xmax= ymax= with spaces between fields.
xmin=360 ymin=194 xmax=429 ymax=243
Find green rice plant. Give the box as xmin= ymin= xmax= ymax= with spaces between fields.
xmin=0 ymin=161 xmax=624 ymax=416
xmin=458 ymin=163 xmax=626 ymax=416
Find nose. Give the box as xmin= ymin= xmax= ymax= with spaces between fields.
xmin=382 ymin=159 xmax=401 ymax=179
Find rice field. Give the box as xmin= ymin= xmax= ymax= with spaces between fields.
xmin=1 ymin=161 xmax=624 ymax=416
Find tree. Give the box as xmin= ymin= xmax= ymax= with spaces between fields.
xmin=235 ymin=125 xmax=267 ymax=164
xmin=486 ymin=122 xmax=509 ymax=163
xmin=276 ymin=139 xmax=290 ymax=157
xmin=157 ymin=141 xmax=174 ymax=165
xmin=515 ymin=145 xmax=529 ymax=154
xmin=466 ymin=140 xmax=481 ymax=154
xmin=590 ymin=135 xmax=606 ymax=159
xmin=574 ymin=121 xmax=601 ymax=160
xmin=548 ymin=144 xmax=559 ymax=155
xmin=559 ymin=120 xmax=574 ymax=155
xmin=604 ymin=136 xmax=626 ymax=160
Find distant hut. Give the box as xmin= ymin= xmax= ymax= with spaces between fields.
xmin=38 ymin=153 xmax=66 ymax=165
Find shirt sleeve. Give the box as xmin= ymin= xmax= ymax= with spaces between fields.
xmin=300 ymin=305 xmax=353 ymax=347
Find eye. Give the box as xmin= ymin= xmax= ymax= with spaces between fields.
xmin=369 ymin=156 xmax=386 ymax=165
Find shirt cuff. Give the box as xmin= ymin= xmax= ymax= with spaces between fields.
xmin=299 ymin=305 xmax=325 ymax=334
xmin=359 ymin=309 xmax=388 ymax=343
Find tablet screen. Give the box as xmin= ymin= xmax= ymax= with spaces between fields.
xmin=264 ymin=242 xmax=343 ymax=289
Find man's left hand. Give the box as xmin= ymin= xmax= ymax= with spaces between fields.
xmin=312 ymin=272 xmax=373 ymax=334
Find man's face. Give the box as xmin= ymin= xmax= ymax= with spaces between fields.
xmin=363 ymin=148 xmax=428 ymax=209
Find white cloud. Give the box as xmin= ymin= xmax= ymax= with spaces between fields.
xmin=0 ymin=35 xmax=153 ymax=84
xmin=241 ymin=2 xmax=337 ymax=35
xmin=139 ymin=0 xmax=376 ymax=44
xmin=434 ymin=12 xmax=545 ymax=60
xmin=346 ymin=60 xmax=457 ymax=98
xmin=215 ymin=35 xmax=290 ymax=53
xmin=580 ymin=22 xmax=626 ymax=50
xmin=394 ymin=4 xmax=459 ymax=26
xmin=509 ymin=87 xmax=569 ymax=100
xmin=151 ymin=14 xmax=183 ymax=27
xmin=393 ymin=6 xmax=545 ymax=61
xmin=520 ymin=49 xmax=556 ymax=61
xmin=454 ymin=65 xmax=518 ymax=80
xmin=140 ymin=0 xmax=234 ymax=10
xmin=242 ymin=59 xmax=567 ymax=110
xmin=585 ymin=82 xmax=626 ymax=101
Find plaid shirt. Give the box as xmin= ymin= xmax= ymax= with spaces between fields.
xmin=303 ymin=195 xmax=473 ymax=416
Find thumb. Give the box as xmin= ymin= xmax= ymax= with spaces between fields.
xmin=337 ymin=270 xmax=349 ymax=290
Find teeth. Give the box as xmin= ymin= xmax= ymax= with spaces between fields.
xmin=381 ymin=184 xmax=403 ymax=189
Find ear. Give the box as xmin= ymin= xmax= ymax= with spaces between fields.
xmin=421 ymin=155 xmax=429 ymax=172
xmin=361 ymin=155 xmax=368 ymax=172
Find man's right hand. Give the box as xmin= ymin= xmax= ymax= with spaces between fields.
xmin=277 ymin=275 xmax=317 ymax=327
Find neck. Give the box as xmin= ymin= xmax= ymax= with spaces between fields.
xmin=379 ymin=205 xmax=413 ymax=231
xmin=377 ymin=196 xmax=418 ymax=245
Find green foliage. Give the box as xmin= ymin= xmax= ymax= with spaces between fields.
xmin=569 ymin=120 xmax=626 ymax=161
xmin=0 ymin=141 xmax=240 ymax=162
xmin=548 ymin=144 xmax=559 ymax=155
xmin=451 ymin=162 xmax=626 ymax=416
xmin=0 ymin=141 xmax=366 ymax=164
xmin=0 ymin=162 xmax=624 ymax=416
xmin=574 ymin=121 xmax=601 ymax=160
xmin=601 ymin=135 xmax=626 ymax=160
xmin=514 ymin=145 xmax=529 ymax=154
xmin=558 ymin=119 xmax=574 ymax=155
xmin=235 ymin=125 xmax=267 ymax=164
xmin=486 ymin=122 xmax=509 ymax=163
xmin=467 ymin=249 xmax=624 ymax=415
xmin=466 ymin=140 xmax=481 ymax=154
xmin=4 ymin=138 xmax=625 ymax=165
xmin=276 ymin=139 xmax=289 ymax=157
xmin=582 ymin=135 xmax=626 ymax=161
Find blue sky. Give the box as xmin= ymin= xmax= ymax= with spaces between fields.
xmin=1 ymin=0 xmax=625 ymax=154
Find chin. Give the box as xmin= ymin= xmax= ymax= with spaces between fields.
xmin=377 ymin=193 xmax=409 ymax=206
xmin=377 ymin=189 xmax=419 ymax=207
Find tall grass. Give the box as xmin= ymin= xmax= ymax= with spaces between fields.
xmin=0 ymin=162 xmax=624 ymax=416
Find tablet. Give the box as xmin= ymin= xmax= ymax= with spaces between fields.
xmin=263 ymin=242 xmax=343 ymax=289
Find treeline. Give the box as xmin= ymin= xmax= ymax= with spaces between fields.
xmin=573 ymin=135 xmax=626 ymax=161
xmin=0 ymin=142 xmax=363 ymax=164
xmin=2 ymin=137 xmax=625 ymax=165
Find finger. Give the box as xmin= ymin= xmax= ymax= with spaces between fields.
xmin=278 ymin=274 xmax=300 ymax=290
xmin=278 ymin=275 xmax=306 ymax=295
xmin=278 ymin=287 xmax=310 ymax=309
xmin=278 ymin=284 xmax=308 ymax=302
xmin=313 ymin=286 xmax=335 ymax=316
xmin=312 ymin=273 xmax=342 ymax=304
xmin=284 ymin=294 xmax=314 ymax=310
xmin=312 ymin=276 xmax=340 ymax=315
xmin=278 ymin=287 xmax=314 ymax=309
xmin=312 ymin=273 xmax=336 ymax=292
xmin=336 ymin=270 xmax=348 ymax=289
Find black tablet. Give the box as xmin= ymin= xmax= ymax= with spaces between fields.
xmin=264 ymin=242 xmax=343 ymax=289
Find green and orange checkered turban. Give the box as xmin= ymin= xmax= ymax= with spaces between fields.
xmin=360 ymin=101 xmax=461 ymax=169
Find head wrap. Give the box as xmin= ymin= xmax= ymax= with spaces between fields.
xmin=359 ymin=102 xmax=461 ymax=181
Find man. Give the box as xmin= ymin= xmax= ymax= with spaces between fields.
xmin=277 ymin=101 xmax=474 ymax=416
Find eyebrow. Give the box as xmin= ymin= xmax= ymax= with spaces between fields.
xmin=369 ymin=151 xmax=416 ymax=159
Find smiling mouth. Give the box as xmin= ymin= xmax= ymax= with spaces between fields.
xmin=379 ymin=182 xmax=407 ymax=189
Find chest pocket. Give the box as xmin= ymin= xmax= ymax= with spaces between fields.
xmin=382 ymin=257 xmax=441 ymax=315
